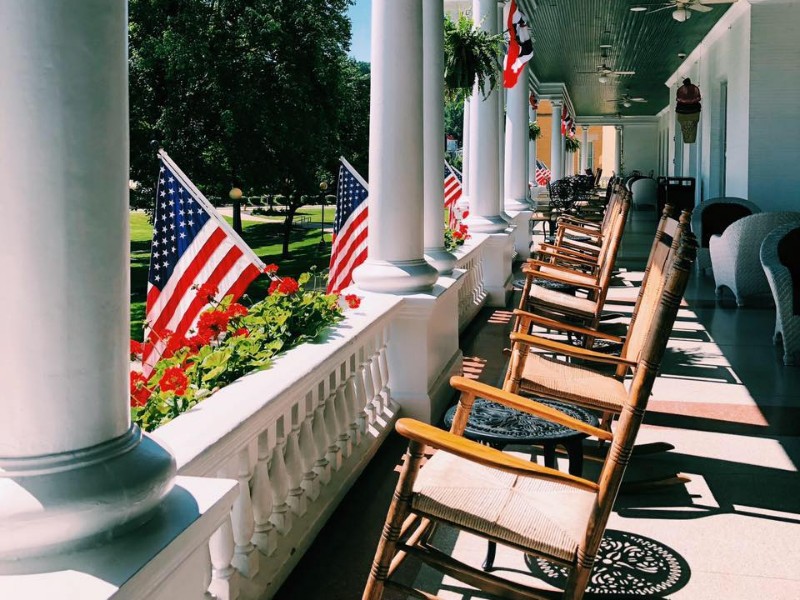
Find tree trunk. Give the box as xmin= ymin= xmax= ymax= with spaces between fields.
xmin=282 ymin=201 xmax=298 ymax=258
xmin=232 ymin=198 xmax=242 ymax=234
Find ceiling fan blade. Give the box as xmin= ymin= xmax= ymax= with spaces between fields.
xmin=697 ymin=0 xmax=736 ymax=4
xmin=605 ymin=99 xmax=624 ymax=102
xmin=631 ymin=98 xmax=648 ymax=102
xmin=690 ymin=3 xmax=713 ymax=11
xmin=613 ymin=71 xmax=636 ymax=75
xmin=648 ymin=4 xmax=677 ymax=13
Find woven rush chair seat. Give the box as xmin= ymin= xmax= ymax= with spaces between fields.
xmin=529 ymin=285 xmax=598 ymax=318
xmin=517 ymin=352 xmax=626 ymax=413
xmin=412 ymin=451 xmax=596 ymax=563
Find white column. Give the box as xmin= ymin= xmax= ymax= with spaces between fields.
xmin=0 ymin=0 xmax=175 ymax=559
xmin=465 ymin=0 xmax=507 ymax=233
xmin=580 ymin=125 xmax=590 ymax=172
xmin=422 ymin=0 xmax=456 ymax=274
xmin=504 ymin=65 xmax=531 ymax=210
xmin=550 ymin=99 xmax=565 ymax=181
xmin=353 ymin=0 xmax=438 ymax=293
xmin=614 ymin=125 xmax=623 ymax=176
xmin=459 ymin=98 xmax=471 ymax=214
xmin=528 ymin=105 xmax=538 ymax=188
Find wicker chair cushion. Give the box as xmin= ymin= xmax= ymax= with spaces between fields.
xmin=777 ymin=228 xmax=800 ymax=315
xmin=529 ymin=284 xmax=597 ymax=317
xmin=518 ymin=352 xmax=627 ymax=412
xmin=412 ymin=451 xmax=596 ymax=562
xmin=701 ymin=203 xmax=753 ymax=247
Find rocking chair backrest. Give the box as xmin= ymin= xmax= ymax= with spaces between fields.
xmin=591 ymin=190 xmax=632 ymax=300
xmin=615 ymin=206 xmax=692 ymax=376
xmin=581 ymin=238 xmax=697 ymax=569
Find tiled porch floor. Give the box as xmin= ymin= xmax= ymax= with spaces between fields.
xmin=275 ymin=210 xmax=800 ymax=599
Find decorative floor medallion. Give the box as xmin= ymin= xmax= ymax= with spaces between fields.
xmin=526 ymin=530 xmax=690 ymax=596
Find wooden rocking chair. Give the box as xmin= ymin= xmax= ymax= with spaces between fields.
xmin=362 ymin=240 xmax=696 ymax=600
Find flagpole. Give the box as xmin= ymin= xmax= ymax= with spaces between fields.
xmin=158 ymin=149 xmax=265 ymax=270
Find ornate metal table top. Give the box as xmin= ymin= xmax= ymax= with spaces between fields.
xmin=443 ymin=397 xmax=599 ymax=444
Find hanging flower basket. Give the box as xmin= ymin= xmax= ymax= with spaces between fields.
xmin=444 ymin=13 xmax=503 ymax=102
xmin=565 ymin=136 xmax=581 ymax=153
xmin=529 ymin=121 xmax=541 ymax=141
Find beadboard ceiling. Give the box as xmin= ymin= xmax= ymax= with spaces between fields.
xmin=518 ymin=0 xmax=733 ymax=117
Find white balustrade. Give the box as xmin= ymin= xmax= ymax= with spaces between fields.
xmin=453 ymin=236 xmax=489 ymax=331
xmin=153 ymin=295 xmax=403 ymax=599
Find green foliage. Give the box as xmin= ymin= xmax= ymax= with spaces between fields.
xmin=444 ymin=96 xmax=465 ymax=142
xmin=444 ymin=223 xmax=470 ymax=252
xmin=128 ymin=0 xmax=368 ymax=223
xmin=529 ymin=120 xmax=541 ymax=141
xmin=443 ymin=13 xmax=503 ymax=103
xmin=565 ymin=136 xmax=581 ymax=153
xmin=131 ymin=274 xmax=347 ymax=432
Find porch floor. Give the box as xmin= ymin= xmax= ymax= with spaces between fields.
xmin=275 ymin=210 xmax=800 ymax=599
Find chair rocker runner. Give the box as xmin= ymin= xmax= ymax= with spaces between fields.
xmin=362 ymin=240 xmax=697 ymax=600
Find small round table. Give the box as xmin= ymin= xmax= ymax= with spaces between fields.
xmin=443 ymin=397 xmax=599 ymax=477
xmin=442 ymin=397 xmax=600 ymax=572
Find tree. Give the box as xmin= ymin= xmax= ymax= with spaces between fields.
xmin=129 ymin=0 xmax=369 ymax=256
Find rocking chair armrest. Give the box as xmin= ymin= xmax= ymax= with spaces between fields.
xmin=557 ymin=215 xmax=602 ymax=229
xmin=448 ymin=376 xmax=613 ymax=443
xmin=525 ymin=260 xmax=601 ymax=281
xmin=530 ymin=249 xmax=600 ymax=268
xmin=534 ymin=243 xmax=601 ymax=261
xmin=512 ymin=309 xmax=624 ymax=342
xmin=396 ymin=418 xmax=599 ymax=491
xmin=560 ymin=238 xmax=602 ymax=254
xmin=557 ymin=222 xmax=603 ymax=238
xmin=509 ymin=331 xmax=637 ymax=368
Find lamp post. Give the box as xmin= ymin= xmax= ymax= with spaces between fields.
xmin=318 ymin=180 xmax=328 ymax=250
xmin=229 ymin=183 xmax=243 ymax=234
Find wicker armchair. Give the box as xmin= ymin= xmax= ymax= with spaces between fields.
xmin=760 ymin=224 xmax=800 ymax=365
xmin=691 ymin=197 xmax=760 ymax=275
xmin=710 ymin=212 xmax=800 ymax=306
xmin=362 ymin=242 xmax=696 ymax=600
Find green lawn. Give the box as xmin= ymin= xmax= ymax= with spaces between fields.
xmin=130 ymin=210 xmax=332 ymax=340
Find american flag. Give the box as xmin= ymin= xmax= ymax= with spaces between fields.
xmin=535 ymin=159 xmax=551 ymax=186
xmin=142 ymin=151 xmax=264 ymax=371
xmin=444 ymin=161 xmax=463 ymax=229
xmin=327 ymin=157 xmax=368 ymax=294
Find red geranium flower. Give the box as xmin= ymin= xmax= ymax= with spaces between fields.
xmin=344 ymin=294 xmax=361 ymax=309
xmin=186 ymin=332 xmax=211 ymax=353
xmin=197 ymin=310 xmax=230 ymax=340
xmin=453 ymin=231 xmax=464 ymax=240
xmin=130 ymin=371 xmax=152 ymax=407
xmin=195 ymin=282 xmax=219 ymax=304
xmin=234 ymin=327 xmax=249 ymax=337
xmin=130 ymin=339 xmax=144 ymax=360
xmin=263 ymin=264 xmax=279 ymax=275
xmin=269 ymin=276 xmax=300 ymax=296
xmin=226 ymin=303 xmax=248 ymax=319
xmin=159 ymin=366 xmax=189 ymax=396
xmin=461 ymin=210 xmax=470 ymax=219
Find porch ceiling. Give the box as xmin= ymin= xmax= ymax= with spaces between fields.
xmin=519 ymin=0 xmax=733 ymax=117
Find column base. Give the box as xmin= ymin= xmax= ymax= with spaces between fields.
xmin=424 ymin=246 xmax=458 ymax=275
xmin=464 ymin=214 xmax=510 ymax=234
xmin=481 ymin=230 xmax=516 ymax=307
xmin=504 ymin=197 xmax=533 ymax=212
xmin=353 ymin=258 xmax=438 ymax=294
xmin=0 ymin=426 xmax=176 ymax=560
xmin=507 ymin=209 xmax=534 ymax=260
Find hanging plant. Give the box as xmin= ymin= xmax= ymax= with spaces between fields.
xmin=529 ymin=120 xmax=541 ymax=141
xmin=444 ymin=13 xmax=504 ymax=103
xmin=565 ymin=136 xmax=581 ymax=153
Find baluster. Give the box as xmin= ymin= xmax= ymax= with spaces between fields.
xmin=369 ymin=334 xmax=384 ymax=415
xmin=378 ymin=327 xmax=393 ymax=410
xmin=334 ymin=364 xmax=353 ymax=458
xmin=299 ymin=391 xmax=321 ymax=501
xmin=284 ymin=404 xmax=308 ymax=516
xmin=312 ymin=380 xmax=332 ymax=484
xmin=268 ymin=422 xmax=291 ymax=535
xmin=251 ymin=430 xmax=277 ymax=557
xmin=324 ymin=371 xmax=343 ymax=471
xmin=208 ymin=515 xmax=238 ymax=600
xmin=230 ymin=444 xmax=259 ymax=579
xmin=347 ymin=353 xmax=365 ymax=444
xmin=361 ymin=339 xmax=377 ymax=425
xmin=202 ymin=543 xmax=213 ymax=599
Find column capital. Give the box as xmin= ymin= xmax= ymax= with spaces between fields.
xmin=581 ymin=124 xmax=589 ymax=131
xmin=615 ymin=124 xmax=623 ymax=131
xmin=550 ymin=98 xmax=563 ymax=108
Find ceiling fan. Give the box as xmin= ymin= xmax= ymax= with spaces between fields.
xmin=577 ymin=63 xmax=636 ymax=84
xmin=606 ymin=92 xmax=648 ymax=108
xmin=630 ymin=0 xmax=737 ymax=22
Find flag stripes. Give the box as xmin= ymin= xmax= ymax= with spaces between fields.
xmin=327 ymin=158 xmax=369 ymax=294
